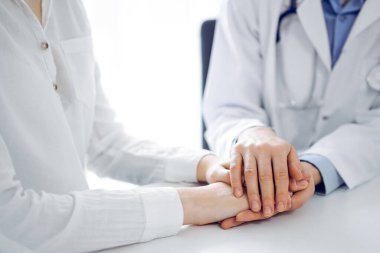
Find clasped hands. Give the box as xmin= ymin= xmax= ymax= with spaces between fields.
xmin=190 ymin=127 xmax=321 ymax=229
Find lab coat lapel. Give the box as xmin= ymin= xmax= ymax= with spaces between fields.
xmin=345 ymin=0 xmax=380 ymax=46
xmin=297 ymin=0 xmax=331 ymax=70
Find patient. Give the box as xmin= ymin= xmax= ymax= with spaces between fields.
xmin=0 ymin=1 xmax=310 ymax=252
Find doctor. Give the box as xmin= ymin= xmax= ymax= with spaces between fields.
xmin=204 ymin=0 xmax=380 ymax=225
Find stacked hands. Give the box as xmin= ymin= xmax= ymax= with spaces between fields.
xmin=178 ymin=127 xmax=322 ymax=229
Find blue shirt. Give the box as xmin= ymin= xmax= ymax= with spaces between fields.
xmin=323 ymin=0 xmax=365 ymax=67
xmin=300 ymin=0 xmax=366 ymax=194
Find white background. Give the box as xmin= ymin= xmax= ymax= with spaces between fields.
xmin=83 ymin=0 xmax=222 ymax=149
xmin=82 ymin=0 xmax=222 ymax=188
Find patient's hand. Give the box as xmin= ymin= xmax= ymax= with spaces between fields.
xmin=177 ymin=182 xmax=249 ymax=226
xmin=197 ymin=155 xmax=231 ymax=185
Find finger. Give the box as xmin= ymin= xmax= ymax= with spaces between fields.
xmin=219 ymin=217 xmax=245 ymax=230
xmin=236 ymin=210 xmax=266 ymax=222
xmin=236 ymin=209 xmax=279 ymax=222
xmin=257 ymin=153 xmax=275 ymax=218
xmin=230 ymin=150 xmax=243 ymax=197
xmin=289 ymin=178 xmax=309 ymax=192
xmin=244 ymin=155 xmax=261 ymax=212
xmin=288 ymin=147 xmax=303 ymax=181
xmin=272 ymin=154 xmax=289 ymax=212
xmin=291 ymin=177 xmax=315 ymax=211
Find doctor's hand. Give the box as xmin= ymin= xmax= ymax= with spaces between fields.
xmin=230 ymin=127 xmax=307 ymax=218
xmin=220 ymin=164 xmax=316 ymax=229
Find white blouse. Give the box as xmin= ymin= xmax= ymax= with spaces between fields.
xmin=0 ymin=0 xmax=209 ymax=252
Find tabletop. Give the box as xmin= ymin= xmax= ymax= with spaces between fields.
xmin=100 ymin=175 xmax=380 ymax=253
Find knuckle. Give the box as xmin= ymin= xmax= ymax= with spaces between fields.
xmin=257 ymin=143 xmax=270 ymax=153
xmin=244 ymin=168 xmax=257 ymax=177
xmin=233 ymin=143 xmax=244 ymax=153
xmin=274 ymin=169 xmax=289 ymax=181
xmin=259 ymin=173 xmax=273 ymax=182
xmin=247 ymin=143 xmax=257 ymax=152
xmin=273 ymin=144 xmax=289 ymax=155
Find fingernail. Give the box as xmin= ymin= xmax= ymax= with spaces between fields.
xmin=277 ymin=202 xmax=285 ymax=212
xmin=264 ymin=207 xmax=272 ymax=217
xmin=234 ymin=188 xmax=242 ymax=197
xmin=252 ymin=201 xmax=260 ymax=212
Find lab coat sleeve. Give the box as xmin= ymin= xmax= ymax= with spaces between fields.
xmin=0 ymin=134 xmax=184 ymax=253
xmin=301 ymin=107 xmax=380 ymax=190
xmin=86 ymin=64 xmax=211 ymax=185
xmin=203 ymin=0 xmax=269 ymax=158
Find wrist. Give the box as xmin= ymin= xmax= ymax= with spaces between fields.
xmin=239 ymin=126 xmax=276 ymax=141
xmin=177 ymin=187 xmax=198 ymax=225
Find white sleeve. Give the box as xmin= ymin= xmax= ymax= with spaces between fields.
xmin=0 ymin=134 xmax=185 ymax=253
xmin=301 ymin=106 xmax=380 ymax=189
xmin=87 ymin=64 xmax=212 ymax=185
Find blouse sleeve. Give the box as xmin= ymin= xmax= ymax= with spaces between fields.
xmin=86 ymin=64 xmax=212 ymax=185
xmin=0 ymin=133 xmax=185 ymax=253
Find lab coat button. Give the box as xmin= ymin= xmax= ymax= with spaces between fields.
xmin=367 ymin=65 xmax=380 ymax=91
xmin=53 ymin=83 xmax=58 ymax=91
xmin=41 ymin=42 xmax=49 ymax=50
xmin=322 ymin=115 xmax=329 ymax=121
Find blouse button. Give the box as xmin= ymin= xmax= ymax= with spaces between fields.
xmin=41 ymin=42 xmax=49 ymax=50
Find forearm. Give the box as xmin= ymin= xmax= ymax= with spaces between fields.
xmin=1 ymin=186 xmax=185 ymax=252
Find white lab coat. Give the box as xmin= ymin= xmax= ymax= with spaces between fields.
xmin=204 ymin=0 xmax=380 ymax=189
xmin=0 ymin=0 xmax=209 ymax=252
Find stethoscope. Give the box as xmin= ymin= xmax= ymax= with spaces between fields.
xmin=276 ymin=0 xmax=324 ymax=110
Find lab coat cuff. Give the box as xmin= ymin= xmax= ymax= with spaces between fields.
xmin=165 ymin=149 xmax=213 ymax=183
xmin=138 ymin=187 xmax=183 ymax=242
xmin=300 ymin=154 xmax=344 ymax=195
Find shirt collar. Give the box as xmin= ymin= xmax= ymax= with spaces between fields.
xmin=328 ymin=0 xmax=366 ymax=14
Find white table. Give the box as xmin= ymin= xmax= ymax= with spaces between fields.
xmin=100 ymin=176 xmax=380 ymax=253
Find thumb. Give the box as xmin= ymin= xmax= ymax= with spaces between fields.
xmin=216 ymin=168 xmax=231 ymax=185
xmin=289 ymin=178 xmax=309 ymax=192
xmin=288 ymin=147 xmax=303 ymax=181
